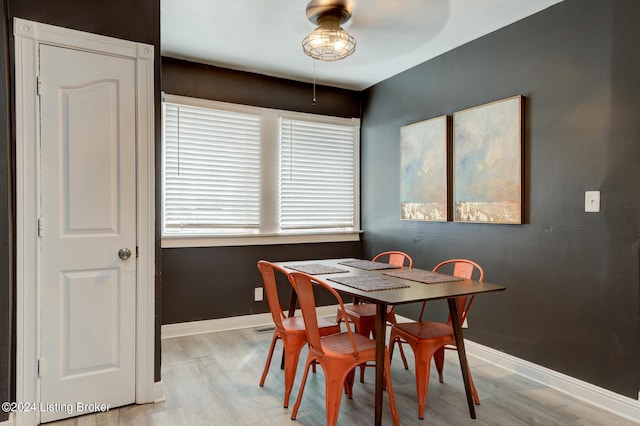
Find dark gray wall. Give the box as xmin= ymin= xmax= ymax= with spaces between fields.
xmin=7 ymin=0 xmax=163 ymax=386
xmin=163 ymin=243 xmax=360 ymax=324
xmin=161 ymin=58 xmax=362 ymax=324
xmin=162 ymin=57 xmax=361 ymax=118
xmin=361 ymin=0 xmax=640 ymax=398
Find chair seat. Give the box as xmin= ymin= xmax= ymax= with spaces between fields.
xmin=392 ymin=321 xmax=453 ymax=341
xmin=321 ymin=332 xmax=377 ymax=356
xmin=343 ymin=303 xmax=393 ymax=319
xmin=338 ymin=301 xmax=407 ymax=382
xmin=283 ymin=315 xmax=340 ymax=334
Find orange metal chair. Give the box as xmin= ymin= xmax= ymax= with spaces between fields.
xmin=288 ymin=271 xmax=399 ymax=426
xmin=257 ymin=260 xmax=341 ymax=408
xmin=336 ymin=251 xmax=412 ymax=381
xmin=389 ymin=259 xmax=484 ymax=419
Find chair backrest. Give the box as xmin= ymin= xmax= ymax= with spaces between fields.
xmin=287 ymin=271 xmax=358 ymax=357
xmin=418 ymin=258 xmax=484 ymax=323
xmin=372 ymin=251 xmax=413 ymax=268
xmin=257 ymin=260 xmax=290 ymax=329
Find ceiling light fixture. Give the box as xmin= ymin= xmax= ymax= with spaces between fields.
xmin=302 ymin=0 xmax=356 ymax=61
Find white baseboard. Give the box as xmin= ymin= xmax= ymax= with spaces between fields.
xmin=161 ymin=305 xmax=339 ymax=339
xmin=0 ymin=413 xmax=11 ymax=426
xmin=153 ymin=380 xmax=165 ymax=403
xmin=464 ymin=340 xmax=640 ymax=424
xmin=162 ymin=311 xmax=640 ymax=424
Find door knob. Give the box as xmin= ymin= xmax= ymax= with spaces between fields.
xmin=118 ymin=248 xmax=132 ymax=260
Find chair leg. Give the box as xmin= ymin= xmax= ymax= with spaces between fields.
xmin=291 ymin=356 xmax=314 ymax=420
xmin=386 ymin=334 xmax=401 ymax=392
xmin=414 ymin=349 xmax=433 ymax=420
xmin=283 ymin=337 xmax=307 ymax=408
xmin=389 ymin=334 xmax=397 ymax=364
xmin=386 ymin=312 xmax=408 ymax=370
xmin=344 ymin=368 xmax=355 ymax=399
xmin=435 ymin=347 xmax=479 ymax=404
xmin=357 ymin=318 xmax=375 ymax=382
xmin=434 ymin=346 xmax=445 ymax=383
xmin=324 ymin=372 xmax=348 ymax=426
xmin=383 ymin=350 xmax=400 ymax=426
xmin=259 ymin=333 xmax=279 ymax=386
xmin=468 ymin=366 xmax=480 ymax=405
xmin=397 ymin=340 xmax=409 ymax=370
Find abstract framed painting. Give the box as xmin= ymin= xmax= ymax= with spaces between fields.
xmin=400 ymin=115 xmax=450 ymax=221
xmin=453 ymin=95 xmax=523 ymax=224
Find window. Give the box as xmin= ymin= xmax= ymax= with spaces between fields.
xmin=281 ymin=118 xmax=356 ymax=230
xmin=163 ymin=103 xmax=261 ymax=232
xmin=162 ymin=94 xmax=360 ymax=247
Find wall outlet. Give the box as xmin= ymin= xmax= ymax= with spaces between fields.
xmin=585 ymin=191 xmax=600 ymax=212
xmin=254 ymin=287 xmax=263 ymax=302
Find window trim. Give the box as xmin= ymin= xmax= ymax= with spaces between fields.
xmin=162 ymin=231 xmax=362 ymax=248
xmin=161 ymin=93 xmax=361 ymax=248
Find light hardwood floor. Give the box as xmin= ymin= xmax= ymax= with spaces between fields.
xmin=47 ymin=326 xmax=636 ymax=425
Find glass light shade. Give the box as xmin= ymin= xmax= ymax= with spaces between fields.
xmin=302 ymin=18 xmax=356 ymax=61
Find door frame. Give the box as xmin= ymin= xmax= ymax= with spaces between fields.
xmin=14 ymin=18 xmax=155 ymax=425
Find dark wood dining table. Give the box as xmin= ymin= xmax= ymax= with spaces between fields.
xmin=275 ymin=257 xmax=506 ymax=426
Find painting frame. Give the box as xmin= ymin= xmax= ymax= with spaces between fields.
xmin=452 ymin=95 xmax=523 ymax=224
xmin=400 ymin=115 xmax=450 ymax=222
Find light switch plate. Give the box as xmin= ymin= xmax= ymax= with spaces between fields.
xmin=254 ymin=287 xmax=263 ymax=302
xmin=585 ymin=191 xmax=600 ymax=213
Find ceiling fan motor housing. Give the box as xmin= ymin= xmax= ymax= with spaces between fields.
xmin=306 ymin=0 xmax=352 ymax=26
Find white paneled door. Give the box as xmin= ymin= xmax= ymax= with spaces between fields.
xmin=38 ymin=44 xmax=137 ymax=423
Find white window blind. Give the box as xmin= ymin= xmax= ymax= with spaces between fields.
xmin=163 ymin=102 xmax=261 ymax=232
xmin=280 ymin=118 xmax=356 ymax=230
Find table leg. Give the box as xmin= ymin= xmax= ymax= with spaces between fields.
xmin=287 ymin=288 xmax=298 ymax=318
xmin=447 ymin=298 xmax=476 ymax=419
xmin=374 ymin=303 xmax=387 ymax=426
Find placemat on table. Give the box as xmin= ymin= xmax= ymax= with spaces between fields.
xmin=328 ymin=275 xmax=410 ymax=292
xmin=287 ymin=263 xmax=348 ymax=275
xmin=338 ymin=259 xmax=402 ymax=271
xmin=383 ymin=269 xmax=464 ymax=284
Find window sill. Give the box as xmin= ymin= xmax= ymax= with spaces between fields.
xmin=161 ymin=231 xmax=362 ymax=248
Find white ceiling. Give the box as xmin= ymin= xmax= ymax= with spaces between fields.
xmin=161 ymin=0 xmax=563 ymax=91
